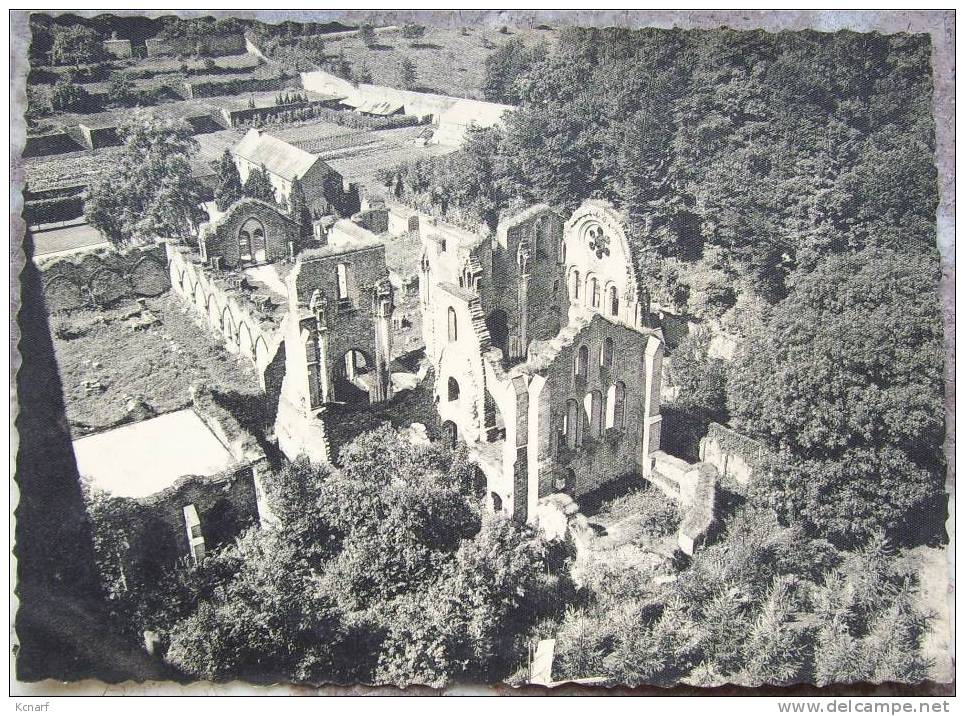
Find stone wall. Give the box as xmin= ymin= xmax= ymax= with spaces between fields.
xmin=145 ymin=33 xmax=245 ymax=58
xmin=133 ymin=394 xmax=267 ymax=563
xmin=23 ymin=132 xmax=83 ymax=158
xmin=353 ymin=208 xmax=389 ymax=235
xmin=532 ymin=313 xmax=655 ymax=500
xmin=167 ymin=244 xmax=284 ymax=391
xmin=78 ymin=124 xmax=120 ymax=150
xmin=102 ymin=38 xmax=133 ymax=59
xmin=287 ymin=243 xmax=390 ymax=405
xmin=201 ymin=198 xmax=298 ymax=268
xmin=698 ymin=421 xmax=764 ymax=492
xmin=133 ymin=468 xmax=257 ymax=565
xmin=40 ymin=245 xmax=170 ymax=312
xmin=491 ymin=205 xmax=567 ymax=359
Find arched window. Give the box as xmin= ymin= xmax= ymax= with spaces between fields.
xmin=239 ymin=218 xmax=266 ymax=263
xmin=588 ymin=276 xmax=600 ymax=309
xmin=601 ymin=336 xmax=614 ymax=369
xmin=491 ymin=492 xmax=503 ymax=512
xmin=448 ymin=377 xmax=460 ymax=402
xmin=447 ymin=306 xmax=458 ymax=342
xmin=584 ymin=390 xmax=603 ymax=439
xmin=569 ymin=269 xmax=580 ymax=300
xmin=559 ymin=237 xmax=566 ymax=265
xmin=574 ymin=345 xmax=588 ymax=381
xmin=336 ymin=263 xmax=349 ymax=300
xmin=565 ymin=398 xmax=580 ymax=449
xmin=609 ymin=285 xmax=619 ymax=316
xmin=612 ymin=381 xmax=626 ymax=430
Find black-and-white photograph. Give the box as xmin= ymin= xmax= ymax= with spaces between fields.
xmin=9 ymin=8 xmax=955 ymax=700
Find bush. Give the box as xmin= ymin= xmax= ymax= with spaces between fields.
xmin=50 ymin=77 xmax=91 ymax=111
xmin=401 ymin=23 xmax=426 ymax=40
xmin=357 ymin=23 xmax=377 ymax=48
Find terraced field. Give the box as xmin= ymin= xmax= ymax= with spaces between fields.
xmin=316 ymin=24 xmax=557 ymax=99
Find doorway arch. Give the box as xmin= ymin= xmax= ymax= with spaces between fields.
xmin=239 ymin=218 xmax=266 ymax=263
xmin=441 ymin=420 xmax=458 ymax=450
xmin=334 ymin=348 xmax=371 ymax=403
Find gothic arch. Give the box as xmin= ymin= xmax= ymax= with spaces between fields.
xmin=254 ymin=336 xmax=270 ymax=369
xmin=237 ymin=321 xmax=254 ymax=358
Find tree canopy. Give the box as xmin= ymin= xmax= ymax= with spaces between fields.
xmin=84 ymin=111 xmax=206 ymax=245
xmin=397 ymin=27 xmax=938 ymax=306
xmin=49 ymin=24 xmax=103 ymax=67
xmin=729 ymin=248 xmax=946 ymax=545
xmin=242 ymin=165 xmax=277 ymax=205
xmin=213 ymin=150 xmax=243 ymax=212
xmin=103 ymin=426 xmax=562 ymax=686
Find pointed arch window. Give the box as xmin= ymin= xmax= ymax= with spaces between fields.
xmin=574 ymin=344 xmax=588 ymax=382
xmin=336 ymin=263 xmax=349 ymax=301
xmin=609 ymin=285 xmax=620 ymax=316
xmin=601 ymin=337 xmax=614 ymax=369
xmin=447 ymin=306 xmax=458 ymax=343
xmin=583 ymin=390 xmax=603 ymax=439
xmin=565 ymin=398 xmax=581 ymax=449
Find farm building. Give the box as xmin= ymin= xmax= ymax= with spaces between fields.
xmin=231 ymin=128 xmax=360 ymax=217
xmin=300 ymin=70 xmax=515 ymax=146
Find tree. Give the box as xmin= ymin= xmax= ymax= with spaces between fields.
xmin=731 ymin=248 xmax=946 ymax=545
xmin=242 ymin=164 xmax=277 ymax=204
xmin=84 ymin=111 xmax=206 ymax=245
xmin=165 ymin=529 xmax=347 ymax=683
xmin=213 ymin=149 xmax=243 ymax=212
xmin=401 ymin=23 xmax=426 ymax=40
xmin=482 ymin=38 xmax=537 ymax=104
xmin=49 ymin=76 xmax=90 ymax=111
xmin=357 ymin=23 xmax=377 ymax=48
xmin=374 ymin=515 xmax=555 ymax=687
xmin=49 ymin=25 xmax=103 ymax=67
xmin=287 ymin=176 xmax=313 ymax=240
xmin=354 ymin=61 xmax=373 ymax=84
xmin=330 ymin=50 xmax=353 ymax=81
xmin=398 ymin=57 xmax=417 ymax=90
xmin=107 ymin=72 xmax=139 ymax=107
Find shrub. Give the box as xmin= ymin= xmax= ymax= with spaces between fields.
xmin=401 ymin=23 xmax=426 ymax=40
xmin=50 ymin=77 xmax=91 ymax=111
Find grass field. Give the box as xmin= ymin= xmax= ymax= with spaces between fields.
xmin=51 ymin=293 xmax=262 ymax=437
xmin=318 ymin=24 xmax=557 ymax=99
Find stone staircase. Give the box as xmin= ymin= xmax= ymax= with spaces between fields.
xmin=468 ymin=297 xmax=491 ymax=351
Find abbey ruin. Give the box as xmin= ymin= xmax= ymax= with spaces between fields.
xmin=158 ymin=126 xmax=723 ymax=548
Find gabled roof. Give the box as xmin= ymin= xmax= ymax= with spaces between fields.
xmin=232 ymin=129 xmax=322 ymax=182
xmin=199 ymin=197 xmax=295 ymax=240
xmin=355 ymin=99 xmax=404 ymax=116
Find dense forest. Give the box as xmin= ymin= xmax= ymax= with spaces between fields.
xmin=385 ymin=27 xmax=946 ymax=548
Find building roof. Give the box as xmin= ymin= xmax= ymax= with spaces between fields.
xmin=355 ymin=99 xmax=404 ymax=116
xmin=438 ymin=99 xmax=513 ymax=128
xmin=198 ymin=197 xmax=295 ymax=242
xmin=73 ymin=409 xmax=238 ymax=499
xmin=233 ymin=128 xmax=321 ymax=182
